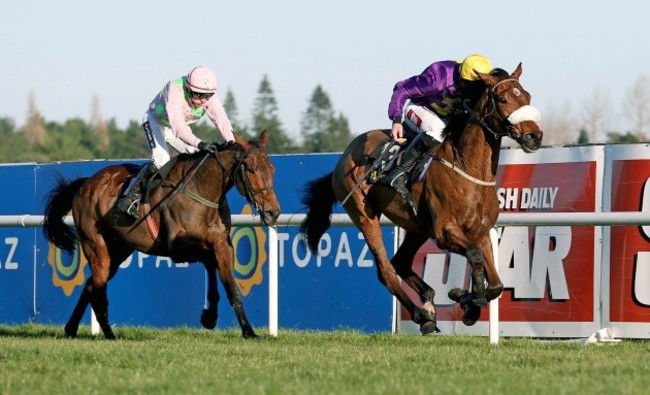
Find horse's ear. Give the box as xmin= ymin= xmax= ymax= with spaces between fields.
xmin=234 ymin=134 xmax=250 ymax=150
xmin=511 ymin=63 xmax=523 ymax=80
xmin=477 ymin=71 xmax=499 ymax=86
xmin=258 ymin=129 xmax=269 ymax=150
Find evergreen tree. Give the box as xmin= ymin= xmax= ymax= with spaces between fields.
xmin=223 ymin=88 xmax=251 ymax=139
xmin=251 ymin=75 xmax=294 ymax=153
xmin=23 ymin=91 xmax=48 ymax=148
xmin=577 ymin=128 xmax=590 ymax=144
xmin=90 ymin=94 xmax=110 ymax=151
xmin=300 ymin=85 xmax=352 ymax=153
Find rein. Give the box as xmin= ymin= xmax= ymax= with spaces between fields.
xmin=231 ymin=149 xmax=274 ymax=215
xmin=438 ymin=78 xmax=522 ymax=187
xmin=462 ymin=78 xmax=521 ymax=140
xmin=168 ymin=147 xmax=271 ymax=215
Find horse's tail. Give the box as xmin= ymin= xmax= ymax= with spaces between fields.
xmin=43 ymin=176 xmax=87 ymax=254
xmin=299 ymin=172 xmax=337 ymax=253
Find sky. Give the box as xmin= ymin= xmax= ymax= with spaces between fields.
xmin=1 ymin=1 xmax=647 ymax=141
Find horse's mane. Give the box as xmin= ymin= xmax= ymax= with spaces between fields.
xmin=441 ymin=68 xmax=510 ymax=141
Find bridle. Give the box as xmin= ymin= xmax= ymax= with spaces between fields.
xmin=231 ymin=149 xmax=274 ymax=215
xmin=169 ymin=147 xmax=273 ymax=215
xmin=462 ymin=78 xmax=525 ymax=141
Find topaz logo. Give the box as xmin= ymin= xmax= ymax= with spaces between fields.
xmin=232 ymin=205 xmax=267 ymax=296
xmin=47 ymin=242 xmax=88 ymax=296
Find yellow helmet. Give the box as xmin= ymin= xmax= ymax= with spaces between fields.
xmin=460 ymin=54 xmax=493 ymax=81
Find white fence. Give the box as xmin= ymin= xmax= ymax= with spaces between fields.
xmin=2 ymin=211 xmax=650 ymax=342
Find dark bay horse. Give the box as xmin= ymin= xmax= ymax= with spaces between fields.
xmin=300 ymin=64 xmax=543 ymax=334
xmin=43 ymin=130 xmax=280 ymax=339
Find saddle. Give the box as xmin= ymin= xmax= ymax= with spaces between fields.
xmin=120 ymin=157 xmax=178 ymax=205
xmin=366 ymin=126 xmax=432 ymax=186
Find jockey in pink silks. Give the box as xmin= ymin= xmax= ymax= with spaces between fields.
xmin=117 ymin=66 xmax=236 ymax=219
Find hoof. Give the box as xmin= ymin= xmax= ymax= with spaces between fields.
xmin=243 ymin=333 xmax=259 ymax=340
xmin=449 ymin=288 xmax=483 ymax=326
xmin=200 ymin=309 xmax=217 ymax=330
xmin=461 ymin=302 xmax=482 ymax=326
xmin=242 ymin=328 xmax=259 ymax=339
xmin=420 ymin=321 xmax=441 ymax=335
xmin=448 ymin=288 xmax=472 ymax=304
xmin=64 ymin=323 xmax=78 ymax=338
xmin=472 ymin=297 xmax=489 ymax=308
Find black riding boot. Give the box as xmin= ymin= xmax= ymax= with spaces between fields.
xmin=116 ymin=162 xmax=157 ymax=219
xmin=380 ymin=133 xmax=439 ymax=213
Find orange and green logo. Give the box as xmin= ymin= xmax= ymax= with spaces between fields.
xmin=47 ymin=242 xmax=88 ymax=297
xmin=232 ymin=205 xmax=268 ymax=296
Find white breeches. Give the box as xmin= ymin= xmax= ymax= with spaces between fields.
xmin=141 ymin=112 xmax=199 ymax=169
xmin=403 ymin=103 xmax=446 ymax=142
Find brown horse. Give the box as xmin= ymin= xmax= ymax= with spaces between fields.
xmin=300 ymin=64 xmax=543 ymax=334
xmin=43 ymin=130 xmax=280 ymax=339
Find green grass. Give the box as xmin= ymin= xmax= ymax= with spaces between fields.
xmin=1 ymin=324 xmax=649 ymax=394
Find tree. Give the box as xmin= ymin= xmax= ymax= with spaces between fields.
xmin=251 ymin=75 xmax=294 ymax=153
xmin=623 ymin=74 xmax=650 ymax=141
xmin=90 ymin=94 xmax=110 ymax=151
xmin=23 ymin=90 xmax=48 ymax=148
xmin=606 ymin=131 xmax=641 ymax=144
xmin=300 ymin=85 xmax=352 ymax=153
xmin=581 ymin=85 xmax=611 ymax=143
xmin=540 ymin=99 xmax=580 ymax=145
xmin=223 ymin=88 xmax=251 ymax=140
xmin=577 ymin=128 xmax=590 ymax=144
xmin=0 ymin=117 xmax=25 ymax=163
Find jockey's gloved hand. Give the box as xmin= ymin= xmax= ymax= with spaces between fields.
xmin=198 ymin=141 xmax=218 ymax=153
xmin=217 ymin=140 xmax=237 ymax=151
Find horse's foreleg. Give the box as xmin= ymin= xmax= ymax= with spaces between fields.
xmin=214 ymin=241 xmax=257 ymax=339
xmin=200 ymin=263 xmax=220 ymax=329
xmin=440 ymin=224 xmax=490 ymax=326
xmin=466 ymin=246 xmax=488 ymax=307
xmin=360 ymin=220 xmax=439 ymax=334
xmin=477 ymin=235 xmax=504 ymax=301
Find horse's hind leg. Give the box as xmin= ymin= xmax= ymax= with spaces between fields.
xmin=79 ymin=236 xmax=130 ymax=340
xmin=356 ymin=218 xmax=438 ymax=333
xmin=64 ymin=278 xmax=92 ymax=337
xmin=391 ymin=232 xmax=439 ymax=334
xmin=200 ymin=263 xmax=220 ymax=329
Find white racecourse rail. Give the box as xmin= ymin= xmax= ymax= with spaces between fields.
xmin=2 ymin=212 xmax=650 ymax=343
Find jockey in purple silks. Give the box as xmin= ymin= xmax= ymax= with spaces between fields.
xmin=117 ymin=66 xmax=236 ymax=219
xmin=379 ymin=54 xmax=494 ymax=209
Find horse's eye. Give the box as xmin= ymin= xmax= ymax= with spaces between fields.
xmin=497 ymin=96 xmax=508 ymax=104
xmin=247 ymin=167 xmax=255 ymax=174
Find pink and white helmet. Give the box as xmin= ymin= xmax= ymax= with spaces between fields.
xmin=186 ymin=66 xmax=218 ymax=93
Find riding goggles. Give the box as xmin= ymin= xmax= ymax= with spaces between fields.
xmin=190 ymin=90 xmax=214 ymax=100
